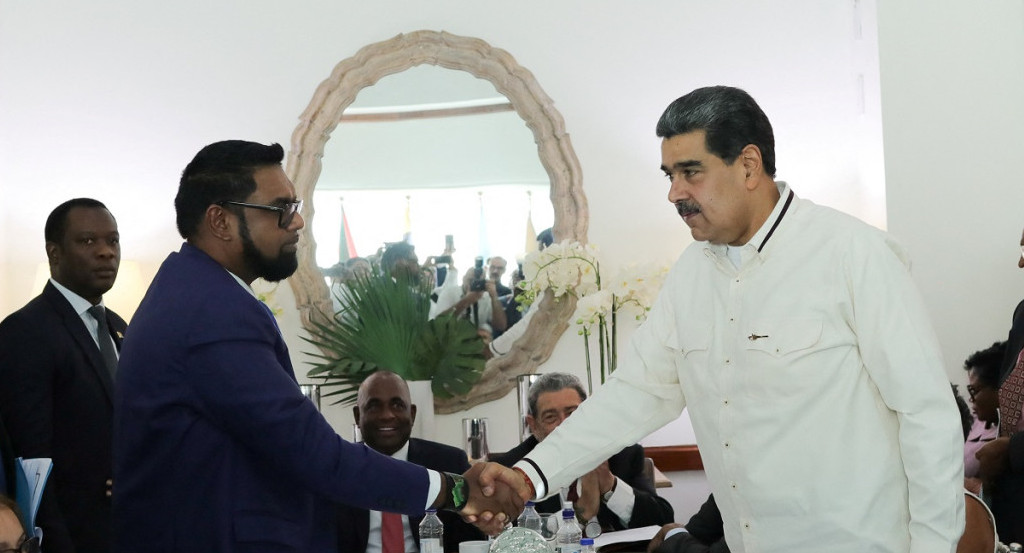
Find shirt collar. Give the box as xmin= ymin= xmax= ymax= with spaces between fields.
xmin=710 ymin=180 xmax=792 ymax=259
xmin=388 ymin=441 xmax=410 ymax=462
xmin=49 ymin=277 xmax=104 ymax=315
xmin=224 ymin=269 xmax=258 ymax=299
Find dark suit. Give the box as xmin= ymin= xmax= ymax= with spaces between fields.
xmin=491 ymin=435 xmax=673 ymax=530
xmin=114 ymin=243 xmax=433 ymax=553
xmin=653 ymin=495 xmax=729 ymax=553
xmin=337 ymin=438 xmax=485 ymax=552
xmin=0 ymin=281 xmax=126 ymax=553
xmin=993 ymin=299 xmax=1024 ymax=544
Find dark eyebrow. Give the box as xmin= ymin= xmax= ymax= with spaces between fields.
xmin=661 ymin=160 xmax=703 ymax=173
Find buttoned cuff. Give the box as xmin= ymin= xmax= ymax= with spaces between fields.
xmin=604 ymin=477 xmax=635 ymax=524
xmin=513 ymin=459 xmax=546 ymax=500
xmin=425 ymin=470 xmax=441 ymax=510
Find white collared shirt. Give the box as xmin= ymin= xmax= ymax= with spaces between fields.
xmin=366 ymin=442 xmax=417 ymax=553
xmin=49 ymin=278 xmax=115 ymax=354
xmin=517 ymin=183 xmax=964 ymax=552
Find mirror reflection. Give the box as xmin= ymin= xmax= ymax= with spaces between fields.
xmin=312 ymin=65 xmax=554 ymax=303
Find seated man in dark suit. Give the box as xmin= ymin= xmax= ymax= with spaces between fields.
xmin=339 ymin=371 xmax=486 ymax=552
xmin=491 ymin=373 xmax=674 ymax=533
xmin=648 ymin=494 xmax=728 ymax=553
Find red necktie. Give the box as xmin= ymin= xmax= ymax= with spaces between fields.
xmin=567 ymin=480 xmax=580 ymax=502
xmin=381 ymin=512 xmax=405 ymax=553
xmin=998 ymin=347 xmax=1024 ymax=436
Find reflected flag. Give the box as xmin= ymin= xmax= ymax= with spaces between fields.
xmin=339 ymin=199 xmax=357 ymax=263
xmin=524 ymin=191 xmax=538 ymax=254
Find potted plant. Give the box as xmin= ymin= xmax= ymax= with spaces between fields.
xmin=304 ymin=273 xmax=486 ymax=406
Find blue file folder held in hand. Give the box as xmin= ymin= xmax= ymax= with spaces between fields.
xmin=14 ymin=457 xmax=52 ymax=531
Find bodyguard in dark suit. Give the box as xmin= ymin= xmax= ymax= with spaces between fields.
xmin=0 ymin=198 xmax=124 ymax=553
xmin=490 ymin=373 xmax=673 ymax=532
xmin=339 ymin=371 xmax=485 ymax=552
xmin=113 ymin=141 xmax=519 ymax=553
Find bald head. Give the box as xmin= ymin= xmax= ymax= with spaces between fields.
xmin=354 ymin=371 xmax=416 ymax=455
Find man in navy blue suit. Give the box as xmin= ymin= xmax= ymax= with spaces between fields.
xmin=113 ymin=140 xmax=521 ymax=553
xmin=338 ymin=371 xmax=485 ymax=552
xmin=0 ymin=198 xmax=125 ymax=553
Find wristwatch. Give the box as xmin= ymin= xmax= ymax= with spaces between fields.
xmin=442 ymin=472 xmax=469 ymax=512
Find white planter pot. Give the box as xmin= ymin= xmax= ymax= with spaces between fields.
xmin=407 ymin=379 xmax=435 ymax=440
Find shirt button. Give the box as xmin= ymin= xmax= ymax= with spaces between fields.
xmin=730 ymin=482 xmax=737 ymax=489
xmin=724 ymin=358 xmax=731 ymax=364
xmin=744 ymin=522 xmax=750 ymax=530
xmin=723 ymin=399 xmax=729 ymax=405
xmin=724 ymin=442 xmax=730 ymax=448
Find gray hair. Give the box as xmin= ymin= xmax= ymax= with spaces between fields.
xmin=528 ymin=372 xmax=587 ymax=417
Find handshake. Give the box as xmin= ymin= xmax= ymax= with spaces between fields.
xmin=451 ymin=462 xmax=534 ymax=535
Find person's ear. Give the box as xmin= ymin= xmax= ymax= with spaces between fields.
xmin=741 ymin=144 xmax=763 ymax=187
xmin=352 ymin=406 xmax=361 ymax=424
xmin=206 ymin=205 xmax=235 ymax=241
xmin=409 ymin=404 xmax=417 ymax=426
xmin=526 ymin=414 xmax=539 ymax=435
xmin=45 ymin=241 xmax=60 ymax=266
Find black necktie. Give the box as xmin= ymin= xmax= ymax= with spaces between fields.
xmin=87 ymin=305 xmax=118 ymax=379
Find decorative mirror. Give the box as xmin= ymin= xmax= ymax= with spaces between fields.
xmin=287 ymin=30 xmax=587 ymax=412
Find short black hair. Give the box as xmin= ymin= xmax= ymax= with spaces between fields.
xmin=964 ymin=341 xmax=1006 ymax=389
xmin=44 ymin=198 xmax=110 ymax=244
xmin=381 ymin=242 xmax=416 ymax=274
xmin=536 ymin=228 xmax=554 ymax=248
xmin=656 ymin=86 xmax=777 ymax=178
xmin=174 ymin=140 xmax=285 ymax=239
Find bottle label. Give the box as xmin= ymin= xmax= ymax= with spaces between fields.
xmin=421 ymin=537 xmax=443 ymax=553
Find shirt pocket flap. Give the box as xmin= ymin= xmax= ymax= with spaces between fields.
xmin=675 ymin=320 xmax=713 ymax=355
xmin=745 ymin=318 xmax=823 ymax=357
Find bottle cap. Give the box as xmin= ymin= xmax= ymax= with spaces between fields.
xmin=580 ymin=538 xmax=594 ymax=546
xmin=525 ymin=500 xmax=535 ymax=507
xmin=425 ymin=508 xmax=437 ymax=513
xmin=562 ymin=508 xmax=575 ymax=518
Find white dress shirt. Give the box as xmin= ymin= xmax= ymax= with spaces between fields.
xmin=366 ymin=441 xmax=417 ymax=553
xmin=516 ymin=183 xmax=964 ymax=553
xmin=49 ymin=277 xmax=115 ymax=354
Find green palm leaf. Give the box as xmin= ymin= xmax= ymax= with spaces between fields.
xmin=303 ymin=273 xmax=485 ymax=405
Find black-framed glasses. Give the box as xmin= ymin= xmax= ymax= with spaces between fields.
xmin=0 ymin=535 xmax=40 ymax=553
xmin=966 ymin=384 xmax=986 ymax=401
xmin=217 ymin=200 xmax=303 ymax=229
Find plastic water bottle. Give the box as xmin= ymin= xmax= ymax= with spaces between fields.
xmin=580 ymin=537 xmax=596 ymax=553
xmin=517 ymin=500 xmax=542 ymax=533
xmin=1008 ymin=544 xmax=1023 ymax=553
xmin=419 ymin=508 xmax=444 ymax=553
xmin=555 ymin=508 xmax=582 ymax=553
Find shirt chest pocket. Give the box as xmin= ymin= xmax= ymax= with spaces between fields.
xmin=744 ymin=318 xmax=823 ymax=358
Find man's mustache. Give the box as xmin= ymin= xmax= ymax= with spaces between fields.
xmin=675 ymin=201 xmax=701 ymax=217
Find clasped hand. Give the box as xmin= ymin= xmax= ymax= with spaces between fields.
xmin=459 ymin=462 xmax=533 ymax=535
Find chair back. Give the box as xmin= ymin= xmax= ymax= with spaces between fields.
xmin=957 ymin=490 xmax=997 ymax=553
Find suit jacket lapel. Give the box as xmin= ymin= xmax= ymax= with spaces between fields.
xmin=43 ymin=283 xmax=115 ymax=402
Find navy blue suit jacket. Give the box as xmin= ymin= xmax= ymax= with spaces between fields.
xmin=0 ymin=281 xmax=126 ymax=553
xmin=113 ymin=244 xmax=431 ymax=553
xmin=336 ymin=438 xmax=485 ymax=552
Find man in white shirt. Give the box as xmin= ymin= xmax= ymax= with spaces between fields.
xmin=480 ymin=86 xmax=965 ymax=553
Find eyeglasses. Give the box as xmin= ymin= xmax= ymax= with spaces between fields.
xmin=217 ymin=200 xmax=303 ymax=229
xmin=0 ymin=535 xmax=40 ymax=553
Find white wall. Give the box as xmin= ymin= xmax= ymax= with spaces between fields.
xmin=877 ymin=1 xmax=1024 ymax=386
xmin=4 ymin=0 xmax=988 ymax=524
